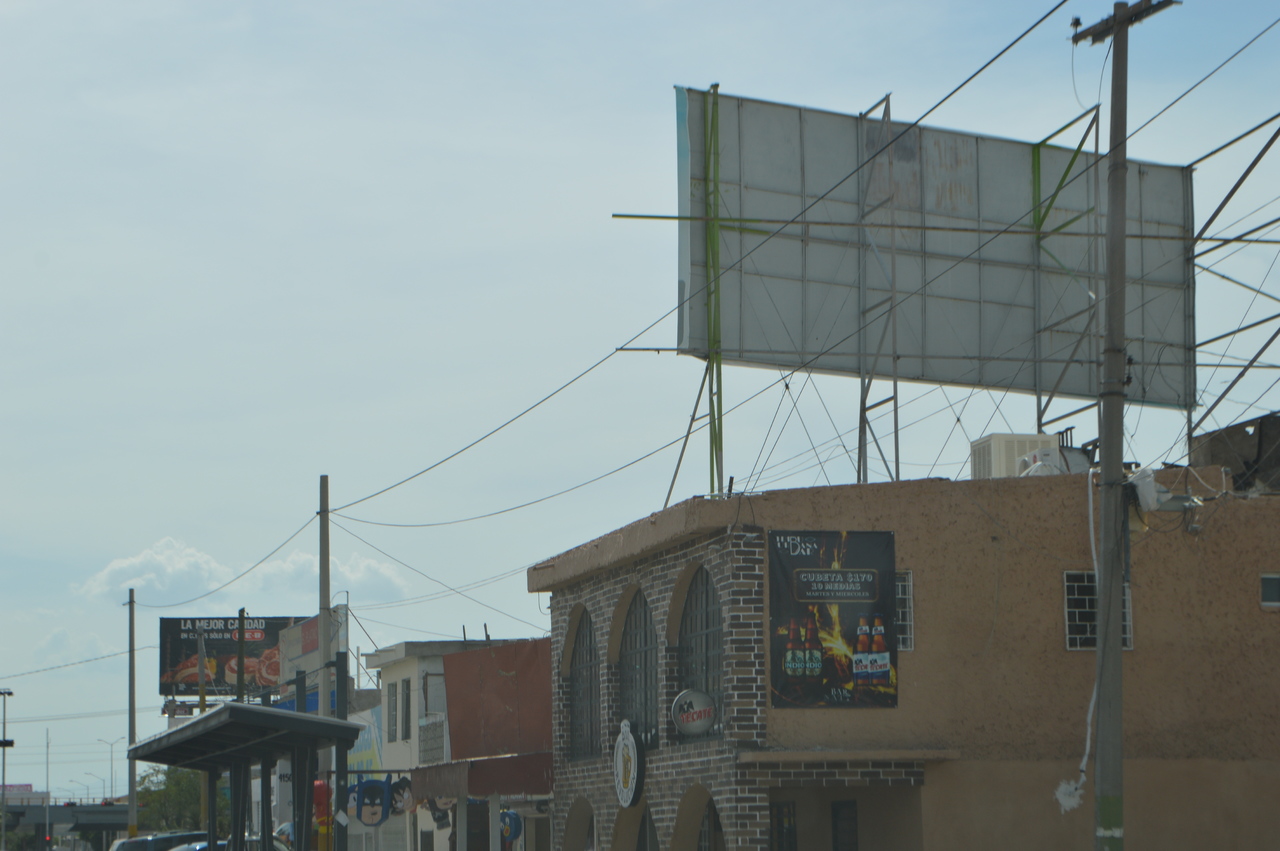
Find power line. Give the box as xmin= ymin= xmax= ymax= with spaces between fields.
xmin=135 ymin=516 xmax=316 ymax=609
xmin=329 ymin=519 xmax=546 ymax=632
xmin=328 ymin=0 xmax=1071 ymax=515
xmin=1129 ymin=14 xmax=1280 ymax=141
xmin=0 ymin=647 xmax=158 ymax=680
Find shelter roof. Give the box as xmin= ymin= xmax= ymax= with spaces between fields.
xmin=129 ymin=702 xmax=361 ymax=772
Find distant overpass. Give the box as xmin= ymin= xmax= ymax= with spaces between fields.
xmin=3 ymin=803 xmax=132 ymax=832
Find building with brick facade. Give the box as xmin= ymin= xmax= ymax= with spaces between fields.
xmin=526 ymin=469 xmax=1280 ymax=850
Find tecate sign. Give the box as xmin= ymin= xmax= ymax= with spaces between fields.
xmin=671 ymin=689 xmax=716 ymax=736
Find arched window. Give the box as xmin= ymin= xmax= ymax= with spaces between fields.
xmin=677 ymin=568 xmax=723 ymax=739
xmin=569 ymin=610 xmax=600 ymax=760
xmin=618 ymin=592 xmax=660 ymax=750
xmin=696 ymin=802 xmax=724 ymax=851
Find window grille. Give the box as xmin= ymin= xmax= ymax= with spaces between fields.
xmin=896 ymin=571 xmax=914 ymax=651
xmin=677 ymin=568 xmax=723 ymax=740
xmin=1064 ymin=571 xmax=1133 ymax=650
xmin=401 ymin=677 xmax=411 ymax=742
xmin=387 ymin=681 xmax=398 ymax=743
xmin=618 ymin=592 xmax=660 ymax=750
xmin=568 ymin=611 xmax=600 ymax=760
xmin=830 ymin=801 xmax=859 ymax=851
xmin=769 ymin=802 xmax=797 ymax=851
xmin=419 ymin=713 xmax=446 ymax=764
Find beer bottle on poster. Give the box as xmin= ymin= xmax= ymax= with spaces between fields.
xmin=783 ymin=618 xmax=806 ymax=681
xmin=803 ymin=615 xmax=823 ymax=682
xmin=869 ymin=616 xmax=890 ymax=685
xmin=854 ymin=617 xmax=871 ymax=687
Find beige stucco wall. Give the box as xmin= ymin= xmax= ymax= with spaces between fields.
xmin=920 ymin=759 xmax=1280 ymax=851
xmin=533 ymin=470 xmax=1280 ymax=761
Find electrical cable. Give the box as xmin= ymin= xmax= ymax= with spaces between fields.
xmin=1128 ymin=14 xmax=1280 ymax=141
xmin=329 ymin=519 xmax=545 ymax=632
xmin=0 ymin=647 xmax=159 ymax=680
xmin=335 ymin=430 xmax=686 ymax=527
xmin=329 ymin=0 xmax=1071 ymax=515
xmin=352 ymin=565 xmax=528 ymax=611
xmin=135 ymin=516 xmax=315 ymax=609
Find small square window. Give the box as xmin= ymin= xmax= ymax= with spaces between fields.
xmin=1262 ymin=575 xmax=1280 ymax=608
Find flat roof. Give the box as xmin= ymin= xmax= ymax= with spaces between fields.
xmin=129 ymin=702 xmax=361 ymax=772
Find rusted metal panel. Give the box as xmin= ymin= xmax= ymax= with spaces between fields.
xmin=442 ymin=638 xmax=552 ymax=760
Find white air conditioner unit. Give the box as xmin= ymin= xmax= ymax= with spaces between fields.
xmin=1017 ymin=445 xmax=1092 ymax=477
xmin=970 ymin=433 xmax=1059 ymax=479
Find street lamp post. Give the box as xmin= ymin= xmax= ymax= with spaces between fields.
xmin=97 ymin=739 xmax=123 ymax=801
xmin=73 ymin=781 xmax=90 ymax=803
xmin=86 ymin=775 xmax=105 ymax=802
xmin=1 ymin=688 xmax=13 ymax=851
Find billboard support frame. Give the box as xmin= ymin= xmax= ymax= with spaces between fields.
xmin=702 ymin=85 xmax=726 ymax=496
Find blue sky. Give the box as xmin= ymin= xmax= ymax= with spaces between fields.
xmin=1 ymin=0 xmax=1277 ymax=796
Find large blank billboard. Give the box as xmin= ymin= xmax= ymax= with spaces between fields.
xmin=675 ymin=88 xmax=1196 ymax=409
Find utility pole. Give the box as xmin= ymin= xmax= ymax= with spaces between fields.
xmin=1072 ymin=3 xmax=1177 ymax=850
xmin=127 ymin=588 xmax=137 ymax=838
xmin=318 ymin=475 xmax=332 ymax=720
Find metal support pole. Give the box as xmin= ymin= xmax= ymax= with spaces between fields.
xmin=205 ymin=771 xmax=218 ymax=850
xmin=1073 ymin=4 xmax=1177 ymax=849
xmin=334 ymin=653 xmax=349 ymax=851
xmin=1 ymin=688 xmax=12 ymax=851
xmin=128 ymin=588 xmax=138 ymax=837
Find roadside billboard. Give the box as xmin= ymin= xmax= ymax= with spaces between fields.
xmin=158 ymin=616 xmax=302 ymax=697
xmin=676 ymin=87 xmax=1195 ymax=410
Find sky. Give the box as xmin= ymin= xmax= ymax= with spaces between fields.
xmin=1 ymin=0 xmax=1278 ymax=801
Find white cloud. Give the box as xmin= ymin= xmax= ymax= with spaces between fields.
xmin=76 ymin=538 xmax=414 ymax=613
xmin=76 ymin=537 xmax=233 ymax=598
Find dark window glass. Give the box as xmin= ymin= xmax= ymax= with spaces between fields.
xmin=831 ymin=801 xmax=858 ymax=851
xmin=769 ymin=802 xmax=797 ymax=851
xmin=696 ymin=802 xmax=724 ymax=851
xmin=1262 ymin=575 xmax=1280 ymax=605
xmin=637 ymin=810 xmax=659 ymax=851
xmin=619 ymin=592 xmax=660 ymax=750
xmin=677 ymin=568 xmax=723 ymax=739
xmin=569 ymin=611 xmax=600 ymax=760
xmin=401 ymin=677 xmax=412 ymax=741
xmin=387 ymin=680 xmax=398 ymax=743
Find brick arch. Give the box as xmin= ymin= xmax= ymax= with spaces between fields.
xmin=665 ymin=562 xmax=707 ymax=645
xmin=606 ymin=583 xmax=643 ymax=664
xmin=669 ymin=783 xmax=718 ymax=851
xmin=562 ymin=796 xmax=595 ymax=851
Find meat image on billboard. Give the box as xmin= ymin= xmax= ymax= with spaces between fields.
xmin=158 ymin=616 xmax=303 ymax=696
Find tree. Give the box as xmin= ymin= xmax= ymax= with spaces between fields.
xmin=137 ymin=766 xmax=228 ymax=835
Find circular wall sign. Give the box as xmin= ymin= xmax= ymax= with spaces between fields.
xmin=671 ymin=689 xmax=717 ymax=736
xmin=613 ymin=720 xmax=644 ymax=808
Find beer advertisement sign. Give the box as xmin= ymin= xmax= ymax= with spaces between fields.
xmin=769 ymin=530 xmax=897 ymax=708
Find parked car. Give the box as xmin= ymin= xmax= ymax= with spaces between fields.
xmin=108 ymin=832 xmax=207 ymax=851
xmin=169 ymin=836 xmax=291 ymax=851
